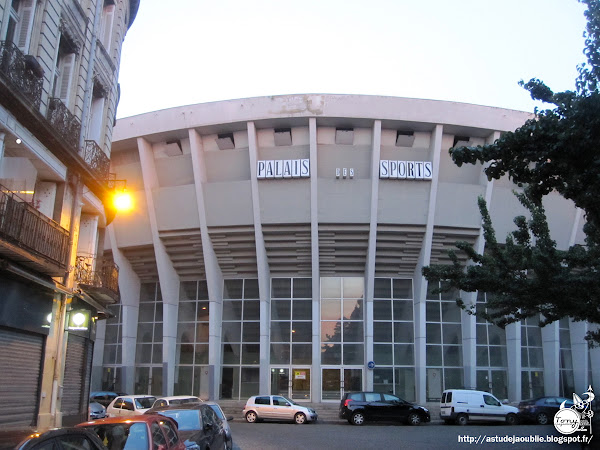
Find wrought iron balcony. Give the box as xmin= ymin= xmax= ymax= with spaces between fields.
xmin=47 ymin=98 xmax=81 ymax=151
xmin=0 ymin=184 xmax=70 ymax=276
xmin=83 ymin=140 xmax=110 ymax=182
xmin=74 ymin=256 xmax=120 ymax=304
xmin=0 ymin=41 xmax=43 ymax=109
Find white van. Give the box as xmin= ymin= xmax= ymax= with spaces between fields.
xmin=440 ymin=389 xmax=519 ymax=425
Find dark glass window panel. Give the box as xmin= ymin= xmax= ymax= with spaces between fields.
xmin=476 ymin=346 xmax=489 ymax=367
xmin=292 ymin=300 xmax=312 ymax=320
xmin=179 ymin=281 xmax=197 ymax=301
xmin=272 ymin=278 xmax=292 ymax=298
xmin=155 ymin=285 xmax=163 ymax=302
xmin=196 ymin=323 xmax=209 ymax=342
xmin=426 ymin=345 xmax=442 ymax=366
xmin=105 ymin=325 xmax=119 ymax=344
xmin=426 ymin=282 xmax=439 ymax=300
xmin=374 ymin=278 xmax=391 ymax=299
xmin=321 ymin=322 xmax=341 ymax=342
xmin=321 ymin=343 xmax=341 ymax=364
xmin=240 ymin=367 xmax=260 ymax=398
xmin=155 ymin=303 xmax=164 ymax=322
xmin=222 ymin=344 xmax=241 ymax=364
xmin=242 ymin=344 xmax=260 ymax=364
xmin=178 ymin=301 xmax=196 ymax=321
xmin=196 ymin=302 xmax=210 ymax=322
xmin=136 ymin=343 xmax=152 ymax=364
xmin=137 ymin=323 xmax=154 ymax=343
xmin=222 ymin=322 xmax=241 ymax=343
xmin=521 ymin=326 xmax=527 ymax=345
xmin=343 ymin=299 xmax=363 ymax=320
xmin=488 ymin=325 xmax=506 ymax=346
xmin=223 ymin=280 xmax=243 ymax=299
xmin=291 ymin=344 xmax=312 ymax=364
xmin=197 ymin=281 xmax=209 ymax=299
xmin=271 ymin=300 xmax=291 ymax=320
xmin=529 ymin=348 xmax=543 ymax=368
xmin=426 ymin=301 xmax=440 ymax=322
xmin=321 ymin=299 xmax=341 ymax=320
xmin=394 ymin=322 xmax=414 ymax=343
xmin=177 ymin=322 xmax=196 ymax=343
xmin=489 ymin=346 xmax=507 ymax=367
xmin=343 ymin=278 xmax=364 ymax=299
xmin=152 ymin=344 xmax=162 ymax=365
xmin=293 ymin=278 xmax=312 ymax=298
xmin=476 ymin=324 xmax=488 ymax=345
xmin=439 ymin=282 xmax=457 ymax=301
xmin=373 ymin=300 xmax=391 ymax=320
xmin=442 ymin=324 xmax=461 ymax=345
xmin=175 ymin=366 xmax=193 ymax=395
xmin=103 ymin=345 xmax=116 ymax=365
xmin=195 ymin=344 xmax=209 ymax=364
xmin=527 ymin=327 xmax=542 ymax=348
xmin=270 ymin=344 xmax=291 ymax=364
xmin=291 ymin=322 xmax=311 ymax=342
xmin=244 ymin=279 xmax=260 ymax=299
xmin=394 ymin=344 xmax=415 ymax=365
xmin=140 ymin=283 xmax=157 ymax=302
xmin=343 ymin=344 xmax=364 ymax=365
xmin=222 ymin=301 xmax=242 ymax=320
xmin=243 ymin=300 xmax=260 ymax=320
xmin=521 ymin=347 xmax=529 ymax=368
xmin=395 ymin=367 xmax=416 ymax=402
xmin=426 ymin=323 xmax=441 ymax=344
xmin=393 ymin=279 xmax=413 ymax=299
xmin=153 ymin=323 xmax=163 ymax=342
xmin=443 ymin=345 xmax=462 ymax=366
xmin=271 ymin=322 xmax=291 ymax=342
xmin=444 ymin=368 xmax=463 ymax=390
xmin=560 ymin=330 xmax=571 ymax=347
xmin=343 ymin=322 xmax=364 ymax=342
xmin=242 ymin=322 xmax=260 ymax=342
xmin=373 ymin=322 xmax=393 ymax=342
xmin=393 ymin=300 xmax=413 ymax=321
xmin=441 ymin=302 xmax=461 ymax=323
xmin=138 ymin=302 xmax=155 ymax=322
xmin=321 ymin=277 xmax=341 ymax=298
xmin=561 ymin=349 xmax=573 ymax=370
xmin=374 ymin=344 xmax=393 ymax=365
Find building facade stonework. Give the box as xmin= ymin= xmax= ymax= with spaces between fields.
xmin=101 ymin=94 xmax=600 ymax=405
xmin=0 ymin=0 xmax=138 ymax=432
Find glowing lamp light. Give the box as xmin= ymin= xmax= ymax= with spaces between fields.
xmin=72 ymin=312 xmax=86 ymax=327
xmin=114 ymin=190 xmax=133 ymax=212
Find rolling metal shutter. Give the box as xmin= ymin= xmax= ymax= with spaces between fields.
xmin=0 ymin=327 xmax=44 ymax=427
xmin=62 ymin=334 xmax=93 ymax=426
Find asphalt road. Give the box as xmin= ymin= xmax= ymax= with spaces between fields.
xmin=229 ymin=421 xmax=594 ymax=450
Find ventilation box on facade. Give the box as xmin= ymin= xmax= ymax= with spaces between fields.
xmin=216 ymin=133 xmax=235 ymax=150
xmin=274 ymin=128 xmax=292 ymax=146
xmin=335 ymin=128 xmax=354 ymax=145
xmin=396 ymin=130 xmax=415 ymax=147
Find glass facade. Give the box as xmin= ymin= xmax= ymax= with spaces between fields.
xmin=102 ymin=303 xmax=123 ymax=392
xmin=372 ymin=278 xmax=416 ymax=401
xmin=521 ymin=316 xmax=544 ymax=399
xmin=559 ymin=318 xmax=574 ymax=397
xmin=134 ymin=283 xmax=163 ymax=395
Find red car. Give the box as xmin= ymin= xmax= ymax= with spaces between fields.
xmin=77 ymin=414 xmax=186 ymax=450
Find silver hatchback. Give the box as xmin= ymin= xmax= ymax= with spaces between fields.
xmin=243 ymin=395 xmax=318 ymax=424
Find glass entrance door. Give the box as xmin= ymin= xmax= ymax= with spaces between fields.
xmin=322 ymin=367 xmax=362 ymax=401
xmin=271 ymin=367 xmax=311 ymax=401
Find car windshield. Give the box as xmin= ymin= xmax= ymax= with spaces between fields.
xmin=158 ymin=410 xmax=200 ymax=431
xmin=135 ymin=397 xmax=156 ymax=409
xmin=85 ymin=422 xmax=148 ymax=450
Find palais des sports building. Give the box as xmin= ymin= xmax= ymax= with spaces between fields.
xmin=99 ymin=94 xmax=600 ymax=406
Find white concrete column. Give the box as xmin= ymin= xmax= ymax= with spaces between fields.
xmin=247 ymin=122 xmax=271 ymax=395
xmin=108 ymin=225 xmax=141 ymax=394
xmin=413 ymin=124 xmax=443 ymax=404
xmin=364 ymin=120 xmax=381 ymax=391
xmin=542 ymin=321 xmax=560 ymax=396
xmin=570 ymin=320 xmax=589 ymax=394
xmin=506 ymin=322 xmax=521 ymax=402
xmin=77 ymin=214 xmax=100 ymax=266
xmin=137 ymin=137 xmax=180 ymax=396
xmin=0 ymin=132 xmax=5 ymax=171
xmin=189 ymin=129 xmax=224 ymax=400
xmin=309 ymin=118 xmax=321 ymax=401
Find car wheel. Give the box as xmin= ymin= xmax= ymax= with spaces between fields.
xmin=245 ymin=411 xmax=258 ymax=423
xmin=536 ymin=412 xmax=549 ymax=425
xmin=351 ymin=411 xmax=365 ymax=426
xmin=407 ymin=412 xmax=422 ymax=426
xmin=456 ymin=413 xmax=468 ymax=426
xmin=506 ymin=413 xmax=518 ymax=425
xmin=294 ymin=412 xmax=307 ymax=424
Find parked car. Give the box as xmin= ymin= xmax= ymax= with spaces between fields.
xmin=440 ymin=389 xmax=519 ymax=425
xmin=77 ymin=414 xmax=186 ymax=450
xmin=106 ymin=394 xmax=157 ymax=417
xmin=243 ymin=395 xmax=318 ymax=424
xmin=518 ymin=396 xmax=574 ymax=425
xmin=152 ymin=395 xmax=202 ymax=409
xmin=204 ymin=401 xmax=233 ymax=450
xmin=339 ymin=391 xmax=430 ymax=426
xmin=16 ymin=428 xmax=107 ymax=450
xmin=146 ymin=402 xmax=232 ymax=450
xmin=90 ymin=391 xmax=128 ymax=408
xmin=89 ymin=400 xmax=107 ymax=420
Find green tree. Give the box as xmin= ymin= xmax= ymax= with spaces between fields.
xmin=422 ymin=0 xmax=600 ymax=344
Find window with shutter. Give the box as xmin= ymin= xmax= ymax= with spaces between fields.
xmin=57 ymin=53 xmax=75 ymax=103
xmin=101 ymin=5 xmax=115 ymax=52
xmin=15 ymin=0 xmax=36 ymax=53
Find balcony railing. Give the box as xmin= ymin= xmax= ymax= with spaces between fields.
xmin=0 ymin=184 xmax=70 ymax=270
xmin=83 ymin=140 xmax=110 ymax=182
xmin=74 ymin=256 xmax=120 ymax=302
xmin=47 ymin=98 xmax=81 ymax=151
xmin=0 ymin=41 xmax=43 ymax=109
